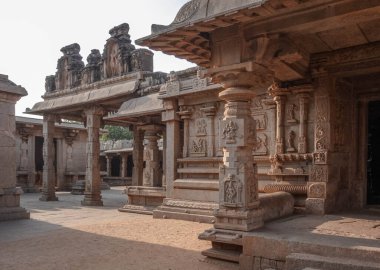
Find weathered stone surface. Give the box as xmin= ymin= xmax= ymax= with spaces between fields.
xmin=0 ymin=74 xmax=29 ymax=221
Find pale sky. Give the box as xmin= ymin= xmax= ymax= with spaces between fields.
xmin=0 ymin=0 xmax=194 ymax=116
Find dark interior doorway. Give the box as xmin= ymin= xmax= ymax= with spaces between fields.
xmin=35 ymin=136 xmax=44 ymax=171
xmin=127 ymin=155 xmax=133 ymax=177
xmin=111 ymin=156 xmax=120 ymax=177
xmin=367 ymin=101 xmax=380 ymax=204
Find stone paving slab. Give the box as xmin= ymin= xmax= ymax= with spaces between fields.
xmin=0 ymin=188 xmax=238 ymax=270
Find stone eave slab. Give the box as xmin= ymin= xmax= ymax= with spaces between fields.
xmin=0 ymin=75 xmax=27 ymax=97
xmin=28 ymin=79 xmax=140 ymax=115
xmin=136 ymin=0 xmax=265 ymax=46
xmin=105 ymin=92 xmax=164 ymax=121
xmin=159 ymin=83 xmax=221 ymax=99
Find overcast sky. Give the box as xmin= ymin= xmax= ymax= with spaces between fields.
xmin=0 ymin=0 xmax=193 ymax=116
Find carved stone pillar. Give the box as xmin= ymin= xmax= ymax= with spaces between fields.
xmin=27 ymin=134 xmax=36 ymax=192
xmin=40 ymin=114 xmax=58 ymax=201
xmin=162 ymin=99 xmax=180 ymax=197
xmin=132 ymin=126 xmax=144 ymax=186
xmin=121 ymin=154 xmax=127 ymax=178
xmin=162 ymin=130 xmax=166 ymax=187
xmin=201 ymin=105 xmax=217 ymax=157
xmin=81 ymin=106 xmax=104 ymax=206
xmin=215 ymin=86 xmax=263 ymax=231
xmin=106 ymin=155 xmax=112 ymax=177
xmin=178 ymin=107 xmax=192 ymax=158
xmin=296 ymin=88 xmax=312 ymax=154
xmin=307 ymin=76 xmax=331 ymax=214
xmin=268 ymin=82 xmax=289 ymax=155
xmin=142 ymin=125 xmax=162 ymax=187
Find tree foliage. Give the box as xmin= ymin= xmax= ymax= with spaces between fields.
xmin=101 ymin=125 xmax=133 ymax=141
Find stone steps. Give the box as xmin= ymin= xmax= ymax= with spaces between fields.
xmin=285 ymin=253 xmax=380 ymax=270
xmin=202 ymin=248 xmax=241 ymax=263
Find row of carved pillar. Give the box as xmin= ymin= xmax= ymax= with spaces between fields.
xmin=40 ymin=106 xmax=104 ymax=206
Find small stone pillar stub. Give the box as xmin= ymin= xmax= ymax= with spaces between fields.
xmin=39 ymin=114 xmax=58 ymax=202
xmin=81 ymin=106 xmax=104 ymax=206
xmin=215 ymin=87 xmax=263 ymax=232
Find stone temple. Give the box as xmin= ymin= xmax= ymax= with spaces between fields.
xmin=2 ymin=0 xmax=380 ymax=269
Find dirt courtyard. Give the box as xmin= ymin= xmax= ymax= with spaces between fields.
xmin=0 ymin=188 xmax=238 ymax=270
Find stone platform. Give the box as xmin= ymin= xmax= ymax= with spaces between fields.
xmin=119 ymin=186 xmax=165 ymax=215
xmin=71 ymin=180 xmax=110 ymax=195
xmin=200 ymin=211 xmax=380 ymax=269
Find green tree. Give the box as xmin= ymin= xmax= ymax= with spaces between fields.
xmin=101 ymin=125 xmax=133 ymax=141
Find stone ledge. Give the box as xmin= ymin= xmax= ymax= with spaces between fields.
xmin=0 ymin=207 xmax=29 ymax=221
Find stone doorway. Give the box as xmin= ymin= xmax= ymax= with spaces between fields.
xmin=34 ymin=136 xmax=44 ymax=186
xmin=367 ymin=100 xmax=380 ymax=205
xmin=111 ymin=156 xmax=120 ymax=177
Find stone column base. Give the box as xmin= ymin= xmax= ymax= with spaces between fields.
xmin=39 ymin=194 xmax=58 ymax=201
xmin=81 ymin=192 xmax=103 ymax=206
xmin=153 ymin=198 xmax=218 ymax=223
xmin=0 ymin=188 xmax=29 ymax=221
xmin=214 ymin=208 xmax=264 ymax=232
xmin=0 ymin=207 xmax=30 ymax=221
xmin=119 ymin=186 xmax=165 ymax=215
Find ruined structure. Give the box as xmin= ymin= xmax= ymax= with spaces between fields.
xmin=135 ymin=0 xmax=380 ymax=268
xmin=29 ymin=23 xmax=161 ymax=206
xmin=27 ymin=1 xmax=380 ymax=268
xmin=0 ymin=74 xmax=29 ymax=221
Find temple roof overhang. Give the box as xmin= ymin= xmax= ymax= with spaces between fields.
xmin=27 ymin=73 xmax=141 ymax=120
xmin=104 ymin=92 xmax=164 ymax=124
xmin=136 ymin=0 xmax=380 ymax=69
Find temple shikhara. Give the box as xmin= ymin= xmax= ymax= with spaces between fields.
xmin=1 ymin=0 xmax=380 ymax=269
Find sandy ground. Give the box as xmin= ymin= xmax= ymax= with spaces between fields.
xmin=0 ymin=188 xmax=238 ymax=270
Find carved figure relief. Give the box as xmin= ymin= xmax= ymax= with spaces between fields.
xmin=287 ymin=130 xmax=297 ymax=153
xmin=315 ymin=125 xmax=327 ymax=151
xmin=223 ymin=174 xmax=242 ymax=207
xmin=253 ymin=114 xmax=267 ymax=130
xmin=314 ymin=152 xmax=327 ymax=165
xmin=190 ymin=138 xmax=207 ymax=157
xmin=196 ymin=119 xmax=207 ymax=136
xmin=223 ymin=120 xmax=238 ymax=144
xmin=253 ymin=134 xmax=268 ymax=156
xmin=287 ymin=104 xmax=298 ymax=123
